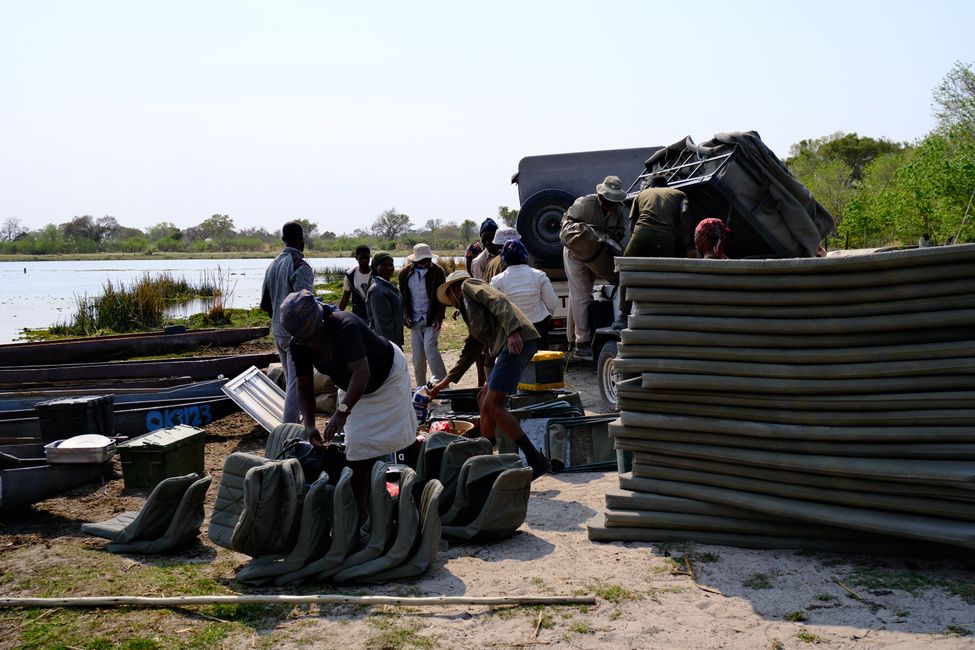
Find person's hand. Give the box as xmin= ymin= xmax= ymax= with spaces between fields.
xmin=323 ymin=412 xmax=348 ymax=440
xmin=308 ymin=427 xmax=327 ymax=448
xmin=427 ymin=378 xmax=450 ymax=399
xmin=507 ymin=331 xmax=524 ymax=355
xmin=404 ymin=317 xmax=414 ymax=328
xmin=452 ymin=309 xmax=460 ymax=321
xmin=432 ymin=319 xmax=443 ymax=331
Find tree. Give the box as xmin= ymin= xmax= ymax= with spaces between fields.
xmin=460 ymin=219 xmax=477 ymax=242
xmin=62 ymin=215 xmax=110 ymax=244
xmin=197 ymin=214 xmax=235 ymax=240
xmin=498 ymin=206 xmax=519 ymax=227
xmin=933 ymin=60 xmax=975 ymax=135
xmin=371 ymin=208 xmax=412 ymax=239
xmin=0 ymin=217 xmax=25 ymax=242
xmin=787 ymin=132 xmax=904 ymax=182
xmin=424 ymin=218 xmax=444 ymax=233
xmin=147 ymin=222 xmax=183 ymax=241
xmin=291 ymin=219 xmax=318 ymax=238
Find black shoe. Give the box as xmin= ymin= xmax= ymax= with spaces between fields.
xmin=611 ymin=316 xmax=627 ymax=330
xmin=574 ymin=343 xmax=593 ymax=359
xmin=529 ymin=456 xmax=552 ymax=481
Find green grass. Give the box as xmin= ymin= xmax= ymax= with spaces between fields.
xmin=588 ymin=583 xmax=639 ymax=604
xmin=946 ymin=624 xmax=972 ymax=636
xmin=796 ymin=629 xmax=825 ymax=643
xmin=815 ymin=593 xmax=836 ymax=602
xmin=743 ymin=573 xmax=774 ymax=590
xmin=786 ymin=610 xmax=808 ymax=622
xmin=366 ymin=613 xmax=434 ymax=649
xmin=844 ymin=565 xmax=975 ymax=604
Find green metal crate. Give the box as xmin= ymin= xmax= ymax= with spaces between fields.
xmin=117 ymin=425 xmax=205 ymax=488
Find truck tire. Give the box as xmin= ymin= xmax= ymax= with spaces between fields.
xmin=597 ymin=340 xmax=622 ymax=412
xmin=517 ymin=189 xmax=576 ymax=263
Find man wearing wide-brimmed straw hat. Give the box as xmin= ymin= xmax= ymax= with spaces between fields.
xmin=398 ymin=243 xmax=447 ymax=387
xmin=427 ymin=270 xmax=551 ymax=480
xmin=559 ymin=175 xmax=627 ymax=359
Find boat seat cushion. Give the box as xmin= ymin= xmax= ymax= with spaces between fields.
xmin=207 ymin=453 xmax=304 ymax=557
xmin=274 ymin=466 xmax=358 ymax=585
xmin=442 ymin=454 xmax=532 ymax=542
xmin=236 ymin=473 xmax=334 ymax=584
xmin=105 ymin=474 xmax=212 ymax=554
xmin=82 ymin=473 xmax=200 ymax=543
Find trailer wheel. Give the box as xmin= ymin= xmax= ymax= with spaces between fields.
xmin=517 ymin=189 xmax=576 ymax=263
xmin=597 ymin=340 xmax=622 ymax=412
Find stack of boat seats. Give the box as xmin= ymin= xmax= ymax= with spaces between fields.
xmin=414 ymin=431 xmax=532 ymax=542
xmin=588 ymin=244 xmax=975 ymax=552
xmin=208 ymin=424 xmax=444 ymax=585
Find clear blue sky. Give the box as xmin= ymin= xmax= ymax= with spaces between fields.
xmin=2 ymin=0 xmax=972 ymax=234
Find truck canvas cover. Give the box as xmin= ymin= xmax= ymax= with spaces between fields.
xmin=633 ymin=131 xmax=835 ymax=258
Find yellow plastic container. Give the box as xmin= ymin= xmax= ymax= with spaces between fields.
xmin=518 ymin=351 xmax=566 ymax=391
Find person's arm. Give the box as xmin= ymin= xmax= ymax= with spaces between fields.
xmin=323 ymin=356 xmax=370 ymax=439
xmin=338 ymin=290 xmax=351 ymax=312
xmin=679 ymin=197 xmax=697 ymax=257
xmin=298 ymin=373 xmax=323 ymax=445
xmin=429 ymin=334 xmax=481 ymax=397
xmin=430 ymin=266 xmax=447 ymax=329
xmin=540 ymin=275 xmax=557 ymax=315
xmin=293 ymin=263 xmax=314 ymax=294
xmin=368 ymin=288 xmax=393 ymax=339
xmin=398 ymin=267 xmax=414 ymax=327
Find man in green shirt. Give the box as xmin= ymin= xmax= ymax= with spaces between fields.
xmin=428 ymin=271 xmax=550 ymax=479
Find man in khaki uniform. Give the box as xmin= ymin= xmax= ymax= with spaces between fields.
xmin=428 ymin=271 xmax=550 ymax=479
xmin=559 ymin=175 xmax=627 ymax=358
xmin=615 ymin=174 xmax=693 ymax=329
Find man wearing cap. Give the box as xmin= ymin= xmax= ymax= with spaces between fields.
xmin=260 ymin=221 xmax=314 ymax=423
xmin=484 ymin=226 xmax=521 ymax=280
xmin=398 ymin=243 xmax=448 ymax=387
xmin=559 ymin=176 xmax=628 ymax=358
xmin=280 ymin=289 xmax=417 ymax=522
xmin=427 ymin=271 xmax=551 ymax=479
xmin=470 ymin=218 xmax=500 ymax=280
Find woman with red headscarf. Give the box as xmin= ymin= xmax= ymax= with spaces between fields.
xmin=694 ymin=218 xmax=730 ymax=259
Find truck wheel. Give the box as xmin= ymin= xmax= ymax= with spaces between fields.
xmin=517 ymin=189 xmax=576 ymax=263
xmin=597 ymin=340 xmax=622 ymax=412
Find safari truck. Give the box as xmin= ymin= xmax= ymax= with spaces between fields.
xmin=512 ymin=132 xmax=834 ymax=410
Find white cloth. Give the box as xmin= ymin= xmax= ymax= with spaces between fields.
xmin=490 ymin=265 xmax=557 ymax=324
xmin=338 ymin=345 xmax=417 ymax=462
xmin=342 ymin=267 xmax=372 ymax=300
xmin=407 ymin=267 xmax=430 ymax=321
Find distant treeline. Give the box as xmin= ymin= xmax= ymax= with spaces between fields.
xmin=0 ymin=207 xmax=519 ymax=257
xmin=785 ymin=61 xmax=975 ymax=249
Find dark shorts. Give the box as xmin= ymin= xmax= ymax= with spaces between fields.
xmin=488 ymin=339 xmax=539 ymax=394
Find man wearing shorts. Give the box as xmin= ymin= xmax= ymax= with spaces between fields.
xmin=427 ymin=271 xmax=551 ymax=479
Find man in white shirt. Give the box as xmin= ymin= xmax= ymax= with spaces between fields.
xmin=338 ymin=244 xmax=372 ymax=320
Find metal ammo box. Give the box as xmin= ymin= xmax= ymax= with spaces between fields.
xmin=35 ymin=395 xmax=114 ymax=445
xmin=117 ymin=424 xmax=205 ymax=488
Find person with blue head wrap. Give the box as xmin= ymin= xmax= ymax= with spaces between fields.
xmin=491 ymin=240 xmax=557 ymax=340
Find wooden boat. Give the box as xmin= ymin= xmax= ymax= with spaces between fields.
xmin=0 ymin=395 xmax=240 ymax=443
xmin=0 ymin=352 xmax=278 ymax=389
xmin=0 ymin=443 xmax=112 ymax=512
xmin=0 ymin=326 xmax=269 ymax=367
xmin=0 ymin=378 xmax=230 ymax=413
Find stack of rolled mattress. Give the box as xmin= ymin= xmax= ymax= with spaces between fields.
xmin=587 ymin=244 xmax=975 ymax=553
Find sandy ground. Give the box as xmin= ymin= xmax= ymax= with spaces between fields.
xmin=1 ymin=347 xmax=973 ymax=649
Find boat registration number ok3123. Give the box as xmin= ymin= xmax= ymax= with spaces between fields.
xmin=145 ymin=404 xmax=213 ymax=432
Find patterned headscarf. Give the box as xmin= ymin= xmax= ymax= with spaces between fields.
xmin=501 ymin=239 xmax=529 ymax=266
xmin=694 ymin=218 xmax=730 ymax=259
